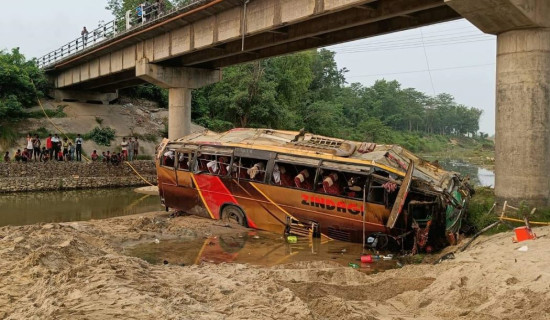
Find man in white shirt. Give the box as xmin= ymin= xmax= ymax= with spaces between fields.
xmin=75 ymin=134 xmax=84 ymax=161
xmin=121 ymin=137 xmax=129 ymax=161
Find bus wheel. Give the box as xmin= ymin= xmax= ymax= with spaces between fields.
xmin=221 ymin=206 xmax=246 ymax=227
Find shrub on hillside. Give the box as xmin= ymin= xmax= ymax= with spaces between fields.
xmin=84 ymin=127 xmax=116 ymax=146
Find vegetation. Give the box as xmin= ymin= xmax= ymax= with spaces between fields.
xmin=106 ymin=0 xmax=192 ymax=21
xmin=84 ymin=127 xmax=116 ymax=146
xmin=0 ymin=48 xmax=48 ymax=118
xmin=24 ymin=105 xmax=67 ymax=119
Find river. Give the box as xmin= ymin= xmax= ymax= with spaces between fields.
xmin=0 ymin=187 xmax=162 ymax=227
xmin=439 ymin=159 xmax=494 ymax=187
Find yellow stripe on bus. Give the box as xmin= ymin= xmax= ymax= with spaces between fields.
xmin=249 ymin=182 xmax=333 ymax=241
xmin=190 ymin=174 xmax=215 ymax=220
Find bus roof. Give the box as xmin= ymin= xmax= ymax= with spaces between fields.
xmin=169 ymin=128 xmax=456 ymax=190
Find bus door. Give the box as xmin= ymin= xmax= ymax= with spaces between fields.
xmin=173 ymin=148 xmax=201 ymax=213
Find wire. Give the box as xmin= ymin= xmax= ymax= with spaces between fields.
xmin=420 ymin=27 xmax=436 ymax=95
xmin=346 ymin=63 xmax=495 ymax=78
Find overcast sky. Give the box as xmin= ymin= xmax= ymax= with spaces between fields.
xmin=0 ymin=2 xmax=496 ymax=134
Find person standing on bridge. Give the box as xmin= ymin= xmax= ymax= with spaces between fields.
xmin=81 ymin=27 xmax=89 ymax=47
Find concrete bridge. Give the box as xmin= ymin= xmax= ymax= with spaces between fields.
xmin=41 ymin=0 xmax=550 ymax=206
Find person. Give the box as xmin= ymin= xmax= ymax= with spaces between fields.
xmin=41 ymin=147 xmax=49 ymax=162
xmin=144 ymin=0 xmax=152 ymax=22
xmin=91 ymin=150 xmax=99 ymax=161
xmin=128 ymin=137 xmax=134 ymax=161
xmin=111 ymin=152 xmax=120 ymax=166
xmin=75 ymin=134 xmax=83 ymax=161
xmin=51 ymin=134 xmax=60 ymax=160
xmin=62 ymin=138 xmax=69 ymax=161
xmin=134 ymin=137 xmax=139 ymax=159
xmin=14 ymin=149 xmax=21 ymax=162
xmin=81 ymin=27 xmax=89 ymax=47
xmin=121 ymin=137 xmax=129 ymax=161
xmin=101 ymin=151 xmax=107 ymax=162
xmin=57 ymin=150 xmax=64 ymax=161
xmin=26 ymin=134 xmax=34 ymax=161
xmin=46 ymin=134 xmax=53 ymax=159
xmin=21 ymin=149 xmax=30 ymax=163
xmin=156 ymin=0 xmax=165 ymax=16
xmin=68 ymin=142 xmax=75 ymax=161
xmin=33 ymin=134 xmax=41 ymax=161
xmin=3 ymin=151 xmax=10 ymax=162
xmin=105 ymin=151 xmax=112 ymax=163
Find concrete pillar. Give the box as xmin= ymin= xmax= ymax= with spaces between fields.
xmin=168 ymin=87 xmax=193 ymax=139
xmin=446 ymin=0 xmax=550 ymax=206
xmin=135 ymin=58 xmax=221 ymax=139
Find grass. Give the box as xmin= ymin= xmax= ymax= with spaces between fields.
xmin=0 ymin=125 xmax=19 ymax=150
xmin=24 ymin=105 xmax=67 ymax=119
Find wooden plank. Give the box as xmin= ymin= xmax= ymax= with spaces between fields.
xmin=386 ymin=161 xmax=414 ymax=229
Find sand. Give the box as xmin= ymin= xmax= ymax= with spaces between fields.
xmin=1 ymin=211 xmax=549 ymax=320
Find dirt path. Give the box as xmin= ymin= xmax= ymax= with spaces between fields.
xmin=1 ymin=212 xmax=549 ymax=319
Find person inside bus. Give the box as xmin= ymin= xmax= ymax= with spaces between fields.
xmin=272 ymin=164 xmax=293 ymax=187
xmin=163 ymin=150 xmax=175 ymax=167
xmin=322 ymin=172 xmax=343 ymax=195
xmin=247 ymin=161 xmax=265 ymax=181
xmin=218 ymin=156 xmax=229 ymax=176
xmin=346 ymin=175 xmax=365 ymax=198
xmin=178 ymin=153 xmax=189 ymax=170
xmin=294 ymin=168 xmax=313 ymax=190
xmin=229 ymin=159 xmax=247 ymax=179
xmin=197 ymin=154 xmax=209 ymax=171
xmin=207 ymin=156 xmax=219 ymax=174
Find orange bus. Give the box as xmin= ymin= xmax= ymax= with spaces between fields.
xmin=156 ymin=128 xmax=471 ymax=251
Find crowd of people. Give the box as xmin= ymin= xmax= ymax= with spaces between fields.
xmin=3 ymin=134 xmax=141 ymax=165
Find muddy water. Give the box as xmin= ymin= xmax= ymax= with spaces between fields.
xmin=0 ymin=188 xmax=162 ymax=227
xmin=124 ymin=231 xmax=399 ymax=273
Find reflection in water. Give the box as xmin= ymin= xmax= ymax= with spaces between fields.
xmin=125 ymin=231 xmax=397 ymax=273
xmin=0 ymin=188 xmax=162 ymax=227
xmin=438 ymin=159 xmax=495 ymax=187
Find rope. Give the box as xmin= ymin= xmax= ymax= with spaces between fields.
xmin=500 ymin=216 xmax=550 ymax=226
xmin=124 ymin=160 xmax=156 ymax=186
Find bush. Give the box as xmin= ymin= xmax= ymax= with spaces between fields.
xmin=84 ymin=127 xmax=116 ymax=146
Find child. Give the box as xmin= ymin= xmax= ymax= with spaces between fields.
xmin=3 ymin=151 xmax=10 ymax=162
xmin=91 ymin=150 xmax=99 ymax=161
xmin=14 ymin=149 xmax=21 ymax=162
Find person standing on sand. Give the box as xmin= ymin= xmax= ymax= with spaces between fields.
xmin=51 ymin=134 xmax=60 ymax=160
xmin=62 ymin=138 xmax=69 ymax=161
xmin=68 ymin=142 xmax=75 ymax=161
xmin=75 ymin=134 xmax=83 ymax=161
xmin=128 ymin=137 xmax=134 ymax=161
xmin=121 ymin=137 xmax=129 ymax=161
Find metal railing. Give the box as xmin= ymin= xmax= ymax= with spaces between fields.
xmin=38 ymin=0 xmax=205 ymax=69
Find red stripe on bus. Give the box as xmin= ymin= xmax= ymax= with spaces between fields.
xmin=193 ymin=175 xmax=238 ymax=220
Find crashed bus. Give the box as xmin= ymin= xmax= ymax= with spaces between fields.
xmin=156 ymin=128 xmax=472 ymax=252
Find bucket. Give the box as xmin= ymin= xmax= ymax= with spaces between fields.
xmin=514 ymin=227 xmax=535 ymax=242
xmin=360 ymin=255 xmax=373 ymax=263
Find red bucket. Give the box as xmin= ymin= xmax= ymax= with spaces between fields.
xmin=514 ymin=226 xmax=536 ymax=242
xmin=361 ymin=255 xmax=373 ymax=263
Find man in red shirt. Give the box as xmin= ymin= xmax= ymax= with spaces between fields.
xmin=46 ymin=134 xmax=53 ymax=159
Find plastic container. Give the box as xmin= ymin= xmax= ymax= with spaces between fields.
xmin=286 ymin=235 xmax=297 ymax=243
xmin=360 ymin=255 xmax=373 ymax=263
xmin=348 ymin=262 xmax=359 ymax=269
xmin=514 ymin=227 xmax=536 ymax=242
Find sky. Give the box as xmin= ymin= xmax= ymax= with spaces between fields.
xmin=0 ymin=2 xmax=497 ymax=134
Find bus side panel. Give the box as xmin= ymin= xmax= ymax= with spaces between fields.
xmin=229 ymin=180 xmax=289 ymax=234
xmin=254 ymin=184 xmax=389 ymax=242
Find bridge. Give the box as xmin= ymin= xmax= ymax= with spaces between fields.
xmin=40 ymin=0 xmax=550 ymax=207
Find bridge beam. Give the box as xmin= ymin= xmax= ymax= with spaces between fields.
xmin=136 ymin=59 xmax=221 ymax=139
xmin=447 ymin=0 xmax=550 ymax=207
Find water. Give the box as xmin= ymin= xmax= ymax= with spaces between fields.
xmin=438 ymin=159 xmax=495 ymax=187
xmin=124 ymin=231 xmax=398 ymax=273
xmin=0 ymin=188 xmax=162 ymax=227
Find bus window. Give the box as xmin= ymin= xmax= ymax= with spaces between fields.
xmin=271 ymin=163 xmax=294 ymax=187
xmin=162 ymin=149 xmax=175 ymax=168
xmin=235 ymin=157 xmax=267 ymax=182
xmin=319 ymin=171 xmax=344 ymax=196
xmin=196 ymin=153 xmax=231 ymax=176
xmin=177 ymin=152 xmax=192 ymax=171
xmin=271 ymin=162 xmax=316 ymax=191
xmin=368 ymin=180 xmax=385 ymax=204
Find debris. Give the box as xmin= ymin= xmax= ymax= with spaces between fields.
xmin=382 ymin=254 xmax=393 ymax=260
xmin=348 ymin=262 xmax=359 ymax=269
xmin=517 ymin=246 xmax=528 ymax=252
xmin=286 ymin=236 xmax=297 ymax=244
xmin=154 ymin=238 xmax=160 ymax=244
xmin=433 ymin=252 xmax=456 ymax=265
xmin=360 ymin=255 xmax=373 ymax=263
xmin=513 ymin=226 xmax=536 ymax=242
xmin=460 ymin=220 xmax=501 ymax=252
xmin=253 ymin=235 xmax=260 ymax=239
xmin=396 ymin=262 xmax=403 ymax=268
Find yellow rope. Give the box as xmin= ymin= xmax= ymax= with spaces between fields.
xmin=500 ymin=216 xmax=550 ymax=226
xmin=124 ymin=161 xmax=156 ymax=186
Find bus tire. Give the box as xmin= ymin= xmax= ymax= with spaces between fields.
xmin=221 ymin=205 xmax=247 ymax=227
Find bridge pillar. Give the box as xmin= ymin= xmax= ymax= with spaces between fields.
xmin=446 ymin=0 xmax=550 ymax=206
xmin=136 ymin=58 xmax=221 ymax=139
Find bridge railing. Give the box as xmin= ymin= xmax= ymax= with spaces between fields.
xmin=37 ymin=0 xmax=204 ymax=69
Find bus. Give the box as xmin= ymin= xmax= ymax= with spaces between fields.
xmin=155 ymin=128 xmax=472 ymax=251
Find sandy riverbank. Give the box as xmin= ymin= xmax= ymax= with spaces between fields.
xmin=1 ymin=211 xmax=549 ymax=319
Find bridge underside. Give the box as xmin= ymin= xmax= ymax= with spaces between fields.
xmin=48 ymin=0 xmax=459 ymax=92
